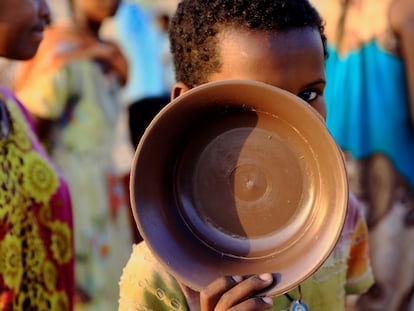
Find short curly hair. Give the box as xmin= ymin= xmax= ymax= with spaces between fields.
xmin=169 ymin=0 xmax=327 ymax=88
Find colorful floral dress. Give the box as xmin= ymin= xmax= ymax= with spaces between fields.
xmin=15 ymin=28 xmax=134 ymax=311
xmin=118 ymin=194 xmax=373 ymax=311
xmin=0 ymin=87 xmax=74 ymax=310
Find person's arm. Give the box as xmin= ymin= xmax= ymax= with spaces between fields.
xmin=43 ymin=39 xmax=129 ymax=86
xmin=91 ymin=41 xmax=129 ymax=86
xmin=389 ymin=0 xmax=414 ymax=125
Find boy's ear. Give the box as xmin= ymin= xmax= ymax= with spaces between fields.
xmin=171 ymin=82 xmax=191 ymax=101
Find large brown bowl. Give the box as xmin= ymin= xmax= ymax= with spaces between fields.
xmin=130 ymin=80 xmax=348 ymax=296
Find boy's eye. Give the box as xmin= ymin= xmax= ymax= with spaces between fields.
xmin=298 ymin=90 xmax=318 ymax=103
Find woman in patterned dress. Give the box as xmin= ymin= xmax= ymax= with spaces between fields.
xmin=0 ymin=0 xmax=75 ymax=310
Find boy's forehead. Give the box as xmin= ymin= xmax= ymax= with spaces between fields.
xmin=218 ymin=27 xmax=322 ymax=56
xmin=211 ymin=28 xmax=325 ymax=88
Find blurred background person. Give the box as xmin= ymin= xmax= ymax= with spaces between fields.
xmin=311 ymin=0 xmax=414 ymax=310
xmin=113 ymin=1 xmax=176 ymax=150
xmin=14 ymin=0 xmax=134 ymax=310
xmin=0 ymin=0 xmax=74 ymax=310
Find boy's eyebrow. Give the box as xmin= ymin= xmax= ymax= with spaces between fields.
xmin=305 ymin=79 xmax=326 ymax=87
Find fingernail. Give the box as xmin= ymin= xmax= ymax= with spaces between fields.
xmin=259 ymin=273 xmax=273 ymax=281
xmin=231 ymin=275 xmax=243 ymax=283
xmin=262 ymin=297 xmax=273 ymax=305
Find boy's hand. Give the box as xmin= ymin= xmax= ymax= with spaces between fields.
xmin=200 ymin=274 xmax=274 ymax=311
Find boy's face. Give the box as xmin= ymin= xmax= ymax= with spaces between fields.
xmin=209 ymin=28 xmax=327 ymax=119
xmin=0 ymin=0 xmax=50 ymax=60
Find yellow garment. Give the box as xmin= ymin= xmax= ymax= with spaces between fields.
xmin=118 ymin=194 xmax=373 ymax=311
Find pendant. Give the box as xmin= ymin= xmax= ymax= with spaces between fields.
xmin=289 ymin=300 xmax=310 ymax=311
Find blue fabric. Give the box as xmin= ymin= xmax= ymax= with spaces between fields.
xmin=325 ymin=41 xmax=414 ymax=188
xmin=115 ymin=2 xmax=166 ymax=103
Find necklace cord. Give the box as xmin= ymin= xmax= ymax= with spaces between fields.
xmin=284 ymin=284 xmax=303 ymax=302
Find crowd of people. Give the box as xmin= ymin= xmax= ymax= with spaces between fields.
xmin=0 ymin=0 xmax=413 ymax=310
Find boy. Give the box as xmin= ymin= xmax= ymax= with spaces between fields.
xmin=118 ymin=0 xmax=374 ymax=310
